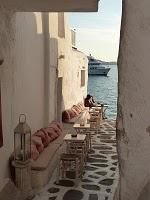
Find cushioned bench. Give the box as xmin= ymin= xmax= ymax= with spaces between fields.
xmin=69 ymin=109 xmax=90 ymax=124
xmin=62 ymin=102 xmax=90 ymax=124
xmin=31 ymin=130 xmax=67 ymax=190
xmin=9 ymin=121 xmax=68 ymax=191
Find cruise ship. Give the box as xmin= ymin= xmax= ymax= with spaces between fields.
xmin=88 ymin=55 xmax=110 ymax=76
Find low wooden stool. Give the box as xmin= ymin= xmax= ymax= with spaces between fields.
xmin=68 ymin=141 xmax=87 ymax=168
xmin=89 ymin=118 xmax=98 ymax=128
xmin=58 ymin=153 xmax=82 ymax=183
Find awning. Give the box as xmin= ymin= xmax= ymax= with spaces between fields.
xmin=1 ymin=0 xmax=99 ymax=12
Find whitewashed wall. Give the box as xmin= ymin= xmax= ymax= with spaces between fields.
xmin=116 ymin=1 xmax=150 ymax=200
xmin=0 ymin=11 xmax=88 ymax=182
xmin=57 ymin=14 xmax=88 ymax=110
xmin=61 ymin=49 xmax=88 ymax=109
xmin=0 ymin=12 xmax=46 ymax=180
xmin=14 ymin=13 xmax=45 ymax=130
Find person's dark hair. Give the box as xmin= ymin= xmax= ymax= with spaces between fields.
xmin=86 ymin=94 xmax=91 ymax=99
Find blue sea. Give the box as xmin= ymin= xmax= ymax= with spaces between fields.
xmin=88 ymin=65 xmax=118 ymax=119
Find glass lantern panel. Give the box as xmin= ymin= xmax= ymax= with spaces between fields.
xmin=14 ymin=132 xmax=31 ymax=162
xmin=25 ymin=132 xmax=31 ymax=160
xmin=14 ymin=133 xmax=21 ymax=161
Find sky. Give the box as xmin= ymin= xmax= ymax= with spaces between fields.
xmin=69 ymin=0 xmax=122 ymax=61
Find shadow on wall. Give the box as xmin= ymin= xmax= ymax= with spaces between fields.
xmin=61 ymin=94 xmax=65 ymax=121
xmin=0 ymin=11 xmax=62 ymax=179
xmin=0 ymin=11 xmax=18 ymax=179
xmin=42 ymin=13 xmax=51 ymax=125
xmin=41 ymin=13 xmax=61 ymax=124
xmin=0 ymin=12 xmax=63 ymax=131
xmin=16 ymin=12 xmax=60 ymax=126
xmin=0 ymin=11 xmax=15 ymax=61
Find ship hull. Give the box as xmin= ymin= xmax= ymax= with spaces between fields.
xmin=88 ymin=67 xmax=110 ymax=76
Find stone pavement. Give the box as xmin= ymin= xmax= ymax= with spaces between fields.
xmin=33 ymin=120 xmax=119 ymax=200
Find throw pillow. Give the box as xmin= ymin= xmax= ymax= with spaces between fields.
xmin=62 ymin=110 xmax=70 ymax=122
xmin=40 ymin=128 xmax=52 ymax=146
xmin=51 ymin=121 xmax=62 ymax=130
xmin=46 ymin=127 xmax=59 ymax=140
xmin=31 ymin=135 xmax=44 ymax=153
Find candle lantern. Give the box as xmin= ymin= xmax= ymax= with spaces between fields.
xmin=14 ymin=114 xmax=31 ymax=164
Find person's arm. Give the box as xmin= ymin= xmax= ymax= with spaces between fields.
xmin=92 ymin=98 xmax=95 ymax=103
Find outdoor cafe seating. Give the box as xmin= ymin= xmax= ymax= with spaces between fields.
xmin=58 ymin=104 xmax=107 ymax=184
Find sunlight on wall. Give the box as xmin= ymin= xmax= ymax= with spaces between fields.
xmin=34 ymin=12 xmax=43 ymax=34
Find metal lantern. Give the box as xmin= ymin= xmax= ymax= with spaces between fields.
xmin=14 ymin=114 xmax=31 ymax=164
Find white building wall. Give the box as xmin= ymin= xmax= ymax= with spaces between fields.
xmin=14 ymin=12 xmax=45 ymax=131
xmin=0 ymin=12 xmax=46 ymax=180
xmin=0 ymin=11 xmax=88 ymax=181
xmin=62 ymin=49 xmax=88 ymax=109
xmin=57 ymin=14 xmax=88 ymax=110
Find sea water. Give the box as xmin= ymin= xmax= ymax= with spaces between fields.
xmin=88 ymin=65 xmax=118 ymax=119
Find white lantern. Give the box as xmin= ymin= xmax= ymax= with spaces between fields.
xmin=14 ymin=114 xmax=31 ymax=164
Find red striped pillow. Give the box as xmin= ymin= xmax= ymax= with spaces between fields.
xmin=31 ymin=136 xmax=44 ymax=153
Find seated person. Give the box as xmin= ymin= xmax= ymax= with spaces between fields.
xmin=84 ymin=94 xmax=96 ymax=108
xmin=91 ymin=95 xmax=104 ymax=107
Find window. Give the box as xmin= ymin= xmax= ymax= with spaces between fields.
xmin=58 ymin=13 xmax=65 ymax=38
xmin=0 ymin=89 xmax=3 ymax=148
xmin=81 ymin=70 xmax=85 ymax=87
